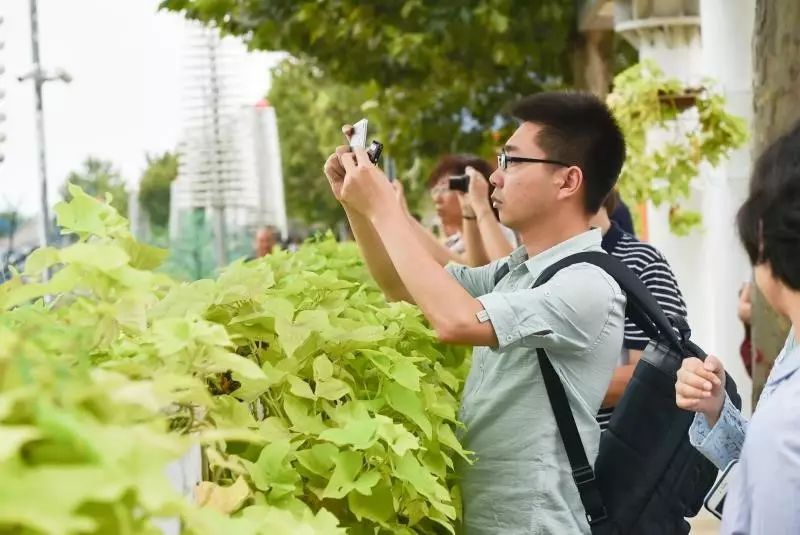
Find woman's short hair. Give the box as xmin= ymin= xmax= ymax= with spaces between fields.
xmin=426 ymin=154 xmax=496 ymax=189
xmin=737 ymin=120 xmax=800 ymax=291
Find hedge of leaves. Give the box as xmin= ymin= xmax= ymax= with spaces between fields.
xmin=0 ymin=185 xmax=470 ymax=535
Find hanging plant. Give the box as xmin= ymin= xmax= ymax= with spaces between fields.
xmin=607 ymin=60 xmax=748 ymax=235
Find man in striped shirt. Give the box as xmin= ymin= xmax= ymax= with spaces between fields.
xmin=592 ymin=191 xmax=688 ymax=429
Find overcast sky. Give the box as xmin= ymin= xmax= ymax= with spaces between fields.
xmin=0 ymin=0 xmax=280 ymax=216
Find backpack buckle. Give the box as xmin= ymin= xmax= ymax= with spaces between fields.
xmin=572 ymin=466 xmax=596 ymax=486
xmin=586 ymin=509 xmax=609 ymax=526
xmin=572 ymin=467 xmax=609 ymax=526
xmin=669 ymin=315 xmax=692 ymax=345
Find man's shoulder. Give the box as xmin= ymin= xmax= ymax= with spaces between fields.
xmin=546 ymin=260 xmax=624 ymax=307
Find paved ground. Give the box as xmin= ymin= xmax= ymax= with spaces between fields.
xmin=689 ymin=509 xmax=720 ymax=534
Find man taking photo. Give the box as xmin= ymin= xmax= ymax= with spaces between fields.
xmin=323 ymin=92 xmax=627 ymax=534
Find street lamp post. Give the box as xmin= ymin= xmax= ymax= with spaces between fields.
xmin=18 ymin=0 xmax=71 ymax=252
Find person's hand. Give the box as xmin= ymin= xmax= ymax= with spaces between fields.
xmin=339 ymin=147 xmax=396 ymax=218
xmin=738 ymin=282 xmax=753 ymax=326
xmin=466 ymin=166 xmax=492 ymax=219
xmin=675 ymin=355 xmax=726 ymax=425
xmin=323 ymin=145 xmax=351 ymax=201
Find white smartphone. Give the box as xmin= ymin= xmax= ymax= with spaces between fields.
xmin=350 ymin=118 xmax=368 ymax=149
xmin=704 ymin=459 xmax=738 ymax=519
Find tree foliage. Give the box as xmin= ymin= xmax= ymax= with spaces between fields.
xmin=161 ymin=0 xmax=639 ymax=226
xmin=139 ymin=151 xmax=179 ymax=230
xmin=60 ymin=157 xmax=129 ymax=218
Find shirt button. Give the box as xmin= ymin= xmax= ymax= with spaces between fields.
xmin=506 ymin=335 xmax=513 ymax=342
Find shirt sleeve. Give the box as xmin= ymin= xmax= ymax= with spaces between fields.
xmin=474 ymin=263 xmax=624 ymax=353
xmin=688 ymin=393 xmax=748 ymax=470
xmin=445 ymin=259 xmax=505 ymax=298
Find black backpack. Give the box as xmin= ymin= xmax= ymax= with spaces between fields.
xmin=493 ymin=251 xmax=742 ymax=534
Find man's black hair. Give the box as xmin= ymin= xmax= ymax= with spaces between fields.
xmin=509 ymin=91 xmax=626 ymax=214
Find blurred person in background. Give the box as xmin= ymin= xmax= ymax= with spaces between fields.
xmin=394 ymin=153 xmax=518 ymax=267
xmin=609 ymin=193 xmax=636 ymax=235
xmin=590 ymin=189 xmax=687 ymax=430
xmin=736 ymin=281 xmax=764 ymax=377
xmin=246 ymin=225 xmax=279 ymax=260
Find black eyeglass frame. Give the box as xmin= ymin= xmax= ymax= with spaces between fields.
xmin=497 ymin=150 xmax=571 ymax=171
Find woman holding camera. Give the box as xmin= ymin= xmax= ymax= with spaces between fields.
xmin=396 ymin=153 xmax=518 ymax=267
xmin=675 ymin=121 xmax=800 ymax=533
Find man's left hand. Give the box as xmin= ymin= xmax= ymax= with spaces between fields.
xmin=339 ymin=147 xmax=396 ymax=219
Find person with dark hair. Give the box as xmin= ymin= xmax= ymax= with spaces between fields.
xmin=394 ymin=153 xmax=517 ymax=267
xmin=735 ymin=281 xmax=764 ymax=378
xmin=590 ymin=190 xmax=687 ymax=430
xmin=675 ymin=120 xmax=800 ymax=533
xmin=607 ymin=190 xmax=636 ymax=235
xmin=323 ymin=90 xmax=628 ymax=533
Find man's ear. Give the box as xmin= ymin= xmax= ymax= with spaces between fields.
xmin=556 ymin=166 xmax=584 ymax=201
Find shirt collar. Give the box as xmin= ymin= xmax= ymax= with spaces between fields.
xmin=767 ymin=338 xmax=800 ymax=385
xmin=505 ymin=228 xmax=603 ymax=276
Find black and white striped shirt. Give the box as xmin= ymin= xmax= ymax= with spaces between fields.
xmin=596 ymin=222 xmax=687 ymax=430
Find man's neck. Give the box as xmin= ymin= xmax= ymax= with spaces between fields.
xmin=595 ymin=212 xmax=611 ymax=235
xmin=517 ymin=214 xmax=592 ymax=258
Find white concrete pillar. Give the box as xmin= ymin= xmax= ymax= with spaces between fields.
xmin=698 ymin=0 xmax=755 ymax=413
xmin=614 ymin=1 xmax=713 ymax=369
xmin=612 ymin=1 xmax=755 ymax=411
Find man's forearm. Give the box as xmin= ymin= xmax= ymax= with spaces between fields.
xmin=476 ymin=207 xmax=515 ymax=261
xmin=344 ymin=204 xmax=412 ymax=302
xmin=370 ymin=204 xmax=495 ymax=346
xmin=405 ymin=214 xmax=464 ymax=266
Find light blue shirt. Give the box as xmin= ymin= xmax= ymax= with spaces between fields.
xmin=721 ymin=344 xmax=800 ymax=534
xmin=446 ymin=229 xmax=626 ymax=534
xmin=688 ymin=328 xmax=797 ymax=469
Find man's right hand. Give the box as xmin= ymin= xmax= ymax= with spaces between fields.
xmin=323 ymin=145 xmax=353 ymax=202
xmin=675 ymin=355 xmax=726 ymax=426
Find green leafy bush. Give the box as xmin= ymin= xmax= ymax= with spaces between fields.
xmin=0 ymin=185 xmax=469 ymax=534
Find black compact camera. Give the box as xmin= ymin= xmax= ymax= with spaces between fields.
xmin=448 ymin=174 xmax=470 ymax=193
xmin=366 ymin=140 xmax=383 ymax=165
xmin=350 ymin=118 xmax=383 ymax=164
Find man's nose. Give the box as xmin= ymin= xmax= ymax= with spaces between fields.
xmin=489 ymin=170 xmax=503 ymax=188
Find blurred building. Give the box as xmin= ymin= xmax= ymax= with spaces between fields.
xmin=168 ymin=23 xmax=287 ymax=266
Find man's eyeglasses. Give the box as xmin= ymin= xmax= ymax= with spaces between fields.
xmin=497 ymin=150 xmax=571 ymax=171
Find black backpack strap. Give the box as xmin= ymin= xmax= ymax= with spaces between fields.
xmin=534 ymin=251 xmax=684 ymax=355
xmin=493 ymin=262 xmax=510 ymax=287
xmin=537 ymin=347 xmax=610 ymax=528
xmin=531 ymin=250 xmax=688 ymax=533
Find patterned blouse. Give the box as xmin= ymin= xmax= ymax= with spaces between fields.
xmin=688 ymin=328 xmax=798 ymax=469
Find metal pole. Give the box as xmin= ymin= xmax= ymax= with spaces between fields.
xmin=28 ymin=0 xmax=50 ymax=250
xmin=207 ymin=35 xmax=227 ymax=267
